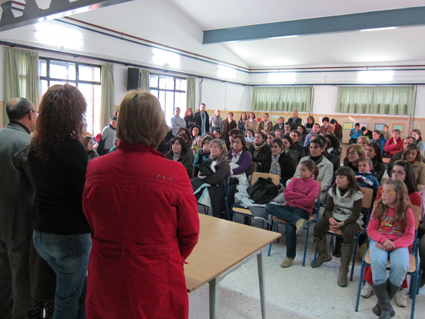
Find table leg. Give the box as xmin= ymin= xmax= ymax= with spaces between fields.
xmin=209 ymin=278 xmax=218 ymax=319
xmin=257 ymin=250 xmax=266 ymax=319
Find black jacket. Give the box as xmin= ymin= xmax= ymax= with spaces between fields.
xmin=249 ymin=143 xmax=272 ymax=167
xmin=194 ymin=111 xmax=209 ymax=134
xmin=258 ymin=153 xmax=296 ymax=185
xmin=288 ymin=117 xmax=302 ymax=130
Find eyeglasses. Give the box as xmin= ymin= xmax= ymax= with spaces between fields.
xmin=380 ymin=190 xmax=397 ymax=195
xmin=347 ymin=151 xmax=358 ymax=155
xmin=390 ymin=170 xmax=406 ymax=175
xmin=28 ymin=109 xmax=38 ymax=117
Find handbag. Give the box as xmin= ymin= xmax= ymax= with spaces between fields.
xmin=247 ymin=177 xmax=279 ymax=204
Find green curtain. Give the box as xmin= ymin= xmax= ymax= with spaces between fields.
xmin=252 ymin=86 xmax=311 ymax=111
xmin=100 ymin=63 xmax=115 ymax=133
xmin=3 ymin=47 xmax=40 ymax=126
xmin=140 ymin=69 xmax=150 ymax=92
xmin=186 ymin=76 xmax=196 ymax=111
xmin=336 ymin=86 xmax=414 ymax=115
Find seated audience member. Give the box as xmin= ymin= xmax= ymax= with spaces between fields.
xmin=298 ymin=125 xmax=307 ymax=143
xmin=371 ymin=130 xmax=386 ymax=151
xmin=193 ymin=136 xmax=213 ymax=177
xmin=227 ymin=135 xmax=252 ymax=187
xmin=213 ymin=129 xmax=222 ymax=140
xmin=84 ymin=136 xmax=99 ymax=163
xmin=258 ymin=113 xmax=273 ymax=133
xmin=304 ymin=123 xmax=321 ymax=147
xmin=227 ymin=128 xmax=242 ymax=150
xmin=317 ymin=135 xmax=340 ymax=173
xmin=165 ymin=136 xmax=194 ymax=178
xmin=349 ymin=123 xmax=362 ymax=145
xmin=319 ymin=117 xmax=334 ymax=134
xmin=384 ymin=129 xmax=403 ymax=157
xmin=245 ymin=129 xmax=255 ymax=143
xmin=288 ymin=110 xmax=302 ymax=130
xmin=325 ymin=133 xmax=341 ymax=160
xmin=290 ymin=130 xmax=305 ymax=160
xmin=265 ymin=160 xmax=319 ymax=268
xmin=177 ymin=127 xmax=192 ymax=142
xmin=402 ymin=144 xmax=425 ymax=185
xmin=267 ymin=132 xmax=276 ymax=145
xmin=171 ymin=107 xmax=186 ymax=136
xmin=275 ymin=130 xmax=283 ymax=139
xmin=191 ymin=125 xmax=201 ymax=140
xmin=258 ymin=138 xmax=296 ymax=185
xmin=284 ymin=122 xmax=292 ymax=135
xmin=191 ymin=136 xmax=203 ymax=155
xmin=365 ymin=142 xmax=386 ymax=183
xmin=355 ymin=157 xmax=380 ymax=198
xmin=282 ymin=134 xmax=300 ymax=164
xmin=330 ymin=119 xmax=343 ymax=145
xmin=305 ymin=116 xmax=315 ymax=133
xmin=343 ymin=144 xmax=366 ymax=173
xmin=237 ymin=112 xmax=247 ymax=135
xmin=176 ymin=132 xmax=192 ymax=155
xmin=411 ymin=128 xmax=425 ymax=155
xmin=294 ymin=138 xmax=333 ymax=203
xmin=361 ymin=126 xmax=373 ymax=139
xmin=361 ymin=161 xmax=420 ymax=302
xmin=192 ymin=139 xmax=230 ymax=218
xmin=249 ymin=131 xmax=272 ymax=172
xmin=273 ymin=117 xmax=285 ymax=131
xmin=205 ymin=132 xmax=215 ymax=138
xmin=245 ymin=112 xmax=257 ymax=132
xmin=222 ymin=112 xmax=237 ymax=143
xmin=382 ymin=124 xmax=391 ymax=140
xmin=184 ymin=107 xmax=195 ymax=128
xmin=312 ymin=167 xmax=363 ymax=288
xmin=356 ymin=136 xmax=370 ymax=149
xmin=387 ymin=136 xmax=417 ymax=177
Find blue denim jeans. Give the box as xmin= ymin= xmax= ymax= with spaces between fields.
xmin=369 ymin=240 xmax=409 ymax=286
xmin=33 ymin=231 xmax=91 ymax=319
xmin=265 ymin=204 xmax=309 ymax=258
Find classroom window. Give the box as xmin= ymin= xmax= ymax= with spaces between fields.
xmin=149 ymin=74 xmax=187 ymax=125
xmin=39 ymin=58 xmax=101 ymax=135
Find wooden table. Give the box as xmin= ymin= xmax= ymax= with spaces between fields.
xmin=185 ymin=214 xmax=281 ymax=319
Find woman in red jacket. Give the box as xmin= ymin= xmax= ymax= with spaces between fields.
xmin=83 ymin=91 xmax=200 ymax=319
xmin=383 ymin=129 xmax=403 ymax=156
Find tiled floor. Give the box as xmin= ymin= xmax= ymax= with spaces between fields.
xmin=188 ymin=218 xmax=425 ymax=318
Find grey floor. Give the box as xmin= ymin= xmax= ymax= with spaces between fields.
xmin=188 ymin=216 xmax=425 ymax=319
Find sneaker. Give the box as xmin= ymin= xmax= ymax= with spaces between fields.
xmin=395 ymin=289 xmax=408 ymax=307
xmin=360 ymin=282 xmax=374 ymax=298
xmin=281 ymin=257 xmax=294 ymax=268
xmin=295 ymin=219 xmax=306 ymax=235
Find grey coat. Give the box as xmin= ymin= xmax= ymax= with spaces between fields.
xmin=0 ymin=123 xmax=34 ymax=242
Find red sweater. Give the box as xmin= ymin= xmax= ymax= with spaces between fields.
xmin=384 ymin=137 xmax=403 ymax=156
xmin=284 ymin=177 xmax=320 ymax=215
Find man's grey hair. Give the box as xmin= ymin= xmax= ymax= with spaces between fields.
xmin=6 ymin=98 xmax=32 ymax=121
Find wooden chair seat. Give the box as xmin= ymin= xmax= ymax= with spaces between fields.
xmin=232 ymin=207 xmax=252 ymax=216
xmin=364 ymin=250 xmax=417 ymax=273
xmin=327 ymin=227 xmax=365 ymax=237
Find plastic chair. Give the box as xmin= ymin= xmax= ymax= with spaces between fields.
xmin=354 ymin=206 xmax=421 ymax=319
xmin=311 ymin=187 xmax=374 ymax=281
xmin=267 ymin=181 xmax=322 ymax=266
xmin=231 ymin=172 xmax=279 ymax=228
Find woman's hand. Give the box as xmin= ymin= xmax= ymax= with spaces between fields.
xmin=329 ymin=218 xmax=337 ymax=226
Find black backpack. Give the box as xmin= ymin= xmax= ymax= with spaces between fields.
xmin=247 ymin=177 xmax=279 ymax=204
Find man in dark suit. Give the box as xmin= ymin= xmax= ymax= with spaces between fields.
xmin=0 ymin=98 xmax=36 ymax=319
xmin=222 ymin=112 xmax=237 ymax=143
xmin=288 ymin=110 xmax=302 ymax=130
xmin=194 ymin=103 xmax=209 ymax=137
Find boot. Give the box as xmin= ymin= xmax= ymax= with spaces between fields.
xmin=373 ymin=283 xmax=395 ymax=319
xmin=372 ymin=280 xmax=399 ymax=317
xmin=310 ymin=236 xmax=332 ymax=267
xmin=338 ymin=243 xmax=354 ymax=287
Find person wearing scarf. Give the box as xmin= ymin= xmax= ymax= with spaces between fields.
xmin=402 ymin=143 xmax=425 ymax=185
xmin=248 ymin=131 xmax=271 ymax=172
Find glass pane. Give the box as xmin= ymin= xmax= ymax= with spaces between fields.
xmin=79 ymin=65 xmax=100 ymax=82
xmin=50 ymin=81 xmax=76 ymax=86
xmin=165 ymin=91 xmax=174 ymax=126
xmin=39 ymin=60 xmax=47 ymax=77
xmin=150 ymin=75 xmax=158 ymax=88
xmin=49 ymin=60 xmax=76 ymax=80
xmin=175 ymin=78 xmax=187 ymax=91
xmin=40 ymin=80 xmax=48 ymax=98
xmin=159 ymin=76 xmax=174 ymax=90
xmin=175 ymin=92 xmax=187 ymax=110
xmin=158 ymin=91 xmax=166 ymax=115
xmin=150 ymin=89 xmax=158 ymax=98
xmin=78 ymin=83 xmax=101 ymax=135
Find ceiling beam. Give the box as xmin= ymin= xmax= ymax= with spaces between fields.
xmin=0 ymin=0 xmax=134 ymax=32
xmin=203 ymin=6 xmax=425 ymax=44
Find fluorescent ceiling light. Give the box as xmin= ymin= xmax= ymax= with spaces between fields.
xmin=268 ymin=72 xmax=296 ymax=82
xmin=152 ymin=48 xmax=180 ymax=68
xmin=357 ymin=71 xmax=394 ymax=82
xmin=360 ymin=27 xmax=398 ymax=32
xmin=34 ymin=23 xmax=83 ymax=48
xmin=217 ymin=65 xmax=235 ymax=79
xmin=269 ymin=35 xmax=298 ymax=40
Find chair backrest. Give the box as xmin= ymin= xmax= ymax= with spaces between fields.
xmin=252 ymin=172 xmax=279 ymax=186
xmin=411 ymin=205 xmax=421 ymax=230
xmin=359 ymin=187 xmax=373 ymax=209
xmin=315 ymin=181 xmax=322 ymax=200
xmin=381 ymin=177 xmax=389 ymax=185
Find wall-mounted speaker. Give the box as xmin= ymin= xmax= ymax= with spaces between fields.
xmin=127 ymin=68 xmax=140 ymax=90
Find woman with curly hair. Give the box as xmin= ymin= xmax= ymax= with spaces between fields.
xmin=28 ymin=84 xmax=91 ymax=319
xmin=184 ymin=108 xmax=195 ymax=128
xmin=165 ymin=135 xmax=194 ymax=178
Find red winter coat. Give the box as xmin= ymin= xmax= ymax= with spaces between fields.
xmin=383 ymin=137 xmax=403 ymax=156
xmin=83 ymin=141 xmax=199 ymax=319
